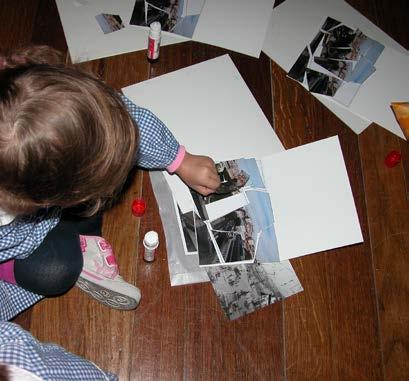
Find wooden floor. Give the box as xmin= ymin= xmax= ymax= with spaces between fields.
xmin=1 ymin=1 xmax=408 ymax=380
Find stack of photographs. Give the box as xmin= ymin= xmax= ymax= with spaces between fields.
xmin=288 ymin=16 xmax=385 ymax=106
xmin=175 ymin=158 xmax=280 ymax=267
xmin=130 ymin=0 xmax=205 ymax=38
xmin=171 ymin=157 xmax=303 ymax=319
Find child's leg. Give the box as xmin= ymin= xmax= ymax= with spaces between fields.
xmin=76 ymin=235 xmax=141 ymax=310
xmin=61 ymin=210 xmax=103 ymax=236
xmin=0 ymin=260 xmax=16 ymax=284
xmin=63 ymin=211 xmax=141 ymax=310
xmin=2 ymin=212 xmax=140 ymax=309
xmin=13 ymin=220 xmax=83 ymax=296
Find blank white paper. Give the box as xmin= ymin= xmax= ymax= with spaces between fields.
xmin=261 ymin=136 xmax=363 ymax=260
xmin=193 ymin=0 xmax=274 ymax=58
xmin=122 ymin=54 xmax=284 ymax=212
xmin=263 ymin=0 xmax=409 ymax=139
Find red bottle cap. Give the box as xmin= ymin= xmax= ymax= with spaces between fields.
xmin=132 ymin=198 xmax=146 ymax=217
xmin=384 ymin=150 xmax=401 ymax=168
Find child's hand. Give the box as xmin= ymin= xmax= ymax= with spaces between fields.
xmin=175 ymin=152 xmax=221 ymax=195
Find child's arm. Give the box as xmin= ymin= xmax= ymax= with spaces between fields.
xmin=121 ymin=95 xmax=220 ymax=195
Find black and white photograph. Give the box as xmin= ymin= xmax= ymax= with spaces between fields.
xmin=195 ymin=217 xmax=220 ymax=265
xmin=175 ymin=203 xmax=198 ymax=254
xmin=195 ymin=207 xmax=256 ymax=267
xmin=287 ymin=46 xmax=310 ymax=84
xmin=206 ymin=260 xmax=303 ymax=320
xmin=208 ymin=207 xmax=256 ymax=265
xmin=130 ymin=0 xmax=203 ymax=38
xmin=95 ymin=13 xmax=124 ymax=34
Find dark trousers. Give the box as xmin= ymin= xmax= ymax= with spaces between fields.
xmin=14 ymin=213 xmax=102 ymax=296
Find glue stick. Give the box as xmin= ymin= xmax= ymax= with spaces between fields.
xmin=143 ymin=231 xmax=159 ymax=262
xmin=147 ymin=21 xmax=161 ymax=63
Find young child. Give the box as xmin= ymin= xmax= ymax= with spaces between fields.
xmin=0 ymin=45 xmax=220 ymax=320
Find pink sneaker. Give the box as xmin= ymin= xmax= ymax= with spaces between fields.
xmin=76 ymin=235 xmax=141 ymax=310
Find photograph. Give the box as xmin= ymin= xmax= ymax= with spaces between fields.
xmin=287 ymin=46 xmax=310 ymax=83
xmin=306 ymin=68 xmax=342 ymax=96
xmin=190 ymin=159 xmax=252 ymax=220
xmin=322 ymin=23 xmax=357 ymax=49
xmin=191 ymin=158 xmax=279 ymax=267
xmin=317 ymin=23 xmax=384 ymax=65
xmin=313 ymin=57 xmax=355 ymax=81
xmin=95 ymin=13 xmax=124 ymax=34
xmin=245 ymin=190 xmax=280 ymax=263
xmin=320 ymin=16 xmax=341 ymax=32
xmin=343 ymin=56 xmax=376 ymax=84
xmin=174 ymin=197 xmax=198 ymax=254
xmin=130 ymin=0 xmax=203 ymax=38
xmin=207 ymin=207 xmax=257 ymax=265
xmin=195 ymin=217 xmax=220 ymax=265
xmin=318 ymin=46 xmax=355 ymax=61
xmin=350 ymin=29 xmax=384 ymax=64
xmin=287 ymin=16 xmax=385 ymax=106
xmin=206 ymin=260 xmax=303 ymax=320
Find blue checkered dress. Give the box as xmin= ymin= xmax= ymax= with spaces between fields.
xmin=0 ymin=321 xmax=116 ymax=380
xmin=0 ymin=95 xmax=179 ymax=322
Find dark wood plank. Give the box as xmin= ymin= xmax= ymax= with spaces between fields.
xmin=0 ymin=0 xmax=39 ymax=50
xmin=359 ymin=125 xmax=409 ymax=381
xmin=31 ymin=0 xmax=68 ymax=52
xmin=271 ymin=56 xmax=383 ymax=379
xmin=129 ymin=43 xmax=191 ymax=381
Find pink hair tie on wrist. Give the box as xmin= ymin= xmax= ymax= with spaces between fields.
xmin=0 ymin=56 xmax=7 ymax=70
xmin=167 ymin=145 xmax=186 ymax=173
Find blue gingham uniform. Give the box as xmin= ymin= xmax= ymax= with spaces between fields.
xmin=0 ymin=96 xmax=180 ymax=379
xmin=120 ymin=95 xmax=179 ymax=169
xmin=0 ymin=321 xmax=116 ymax=380
xmin=0 ymin=95 xmax=179 ymax=322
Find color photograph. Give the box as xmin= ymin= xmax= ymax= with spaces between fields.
xmin=95 ymin=13 xmax=124 ymax=34
xmin=287 ymin=16 xmax=385 ymax=106
xmin=191 ymin=158 xmax=278 ymax=266
xmin=130 ymin=0 xmax=203 ymax=38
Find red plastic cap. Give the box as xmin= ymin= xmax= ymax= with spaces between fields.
xmin=384 ymin=150 xmax=401 ymax=168
xmin=132 ymin=198 xmax=146 ymax=217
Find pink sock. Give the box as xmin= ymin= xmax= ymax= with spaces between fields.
xmin=0 ymin=260 xmax=16 ymax=284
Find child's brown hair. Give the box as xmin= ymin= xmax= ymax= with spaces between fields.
xmin=0 ymin=46 xmax=138 ymax=216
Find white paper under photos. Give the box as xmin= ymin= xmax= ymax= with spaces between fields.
xmin=262 ymin=0 xmax=409 ymax=139
xmin=56 ymin=0 xmax=187 ymax=63
xmin=122 ymin=54 xmax=285 ymax=213
xmin=56 ymin=0 xmax=274 ymax=62
xmin=123 ymin=54 xmax=362 ymax=265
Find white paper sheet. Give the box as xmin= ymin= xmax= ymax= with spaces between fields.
xmin=122 ymin=54 xmax=284 ymax=212
xmin=56 ymin=0 xmax=186 ymax=63
xmin=261 ymin=136 xmax=363 ymax=260
xmin=263 ymin=0 xmax=409 ymax=139
xmin=192 ymin=0 xmax=274 ymax=58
